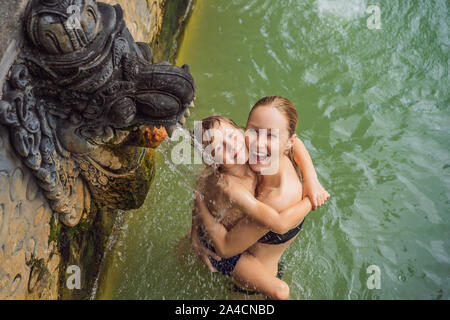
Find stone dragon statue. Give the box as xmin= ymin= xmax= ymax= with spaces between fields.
xmin=0 ymin=0 xmax=196 ymax=227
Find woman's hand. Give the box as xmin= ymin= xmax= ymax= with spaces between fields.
xmin=190 ymin=225 xmax=222 ymax=272
xmin=303 ymin=178 xmax=330 ymax=210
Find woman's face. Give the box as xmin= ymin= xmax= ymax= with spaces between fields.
xmin=205 ymin=121 xmax=247 ymax=166
xmin=245 ymin=106 xmax=294 ymax=174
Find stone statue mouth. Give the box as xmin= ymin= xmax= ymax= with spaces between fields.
xmin=125 ymin=98 xmax=195 ymax=136
xmin=120 ymin=100 xmax=194 ymax=149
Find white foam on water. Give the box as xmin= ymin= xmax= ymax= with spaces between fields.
xmin=317 ymin=0 xmax=367 ymax=20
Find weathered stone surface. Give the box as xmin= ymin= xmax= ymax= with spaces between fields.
xmin=0 ymin=125 xmax=59 ymax=300
xmin=104 ymin=0 xmax=196 ymax=63
xmin=103 ymin=0 xmax=165 ymax=44
xmin=0 ymin=0 xmax=29 ymax=92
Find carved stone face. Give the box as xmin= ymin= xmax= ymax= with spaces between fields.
xmin=26 ymin=0 xmax=101 ymax=54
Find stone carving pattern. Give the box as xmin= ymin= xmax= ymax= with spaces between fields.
xmin=0 ymin=125 xmax=60 ymax=300
xmin=0 ymin=0 xmax=196 ymax=227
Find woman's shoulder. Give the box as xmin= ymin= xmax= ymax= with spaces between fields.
xmin=282 ymin=155 xmax=302 ymax=181
xmin=280 ymin=156 xmax=303 ymax=198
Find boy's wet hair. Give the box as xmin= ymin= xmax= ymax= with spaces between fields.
xmin=198 ymin=115 xmax=241 ymax=146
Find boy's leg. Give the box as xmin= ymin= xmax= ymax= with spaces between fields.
xmin=232 ymin=253 xmax=290 ymax=300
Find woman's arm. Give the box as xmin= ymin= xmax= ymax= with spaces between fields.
xmin=196 ymin=193 xmax=312 ymax=258
xmin=292 ymin=136 xmax=317 ymax=182
xmin=293 ymin=137 xmax=330 ymax=209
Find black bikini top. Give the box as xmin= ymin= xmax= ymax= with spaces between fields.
xmin=258 ymin=219 xmax=305 ymax=245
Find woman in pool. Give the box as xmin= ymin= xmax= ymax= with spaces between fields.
xmin=191 ymin=96 xmax=330 ymax=299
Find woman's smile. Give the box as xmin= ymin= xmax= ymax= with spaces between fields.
xmin=252 ymin=151 xmax=270 ymax=164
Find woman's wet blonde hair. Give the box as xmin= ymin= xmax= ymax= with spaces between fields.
xmin=250 ymin=96 xmax=298 ymax=137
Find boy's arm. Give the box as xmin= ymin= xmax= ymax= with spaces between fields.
xmin=195 ymin=194 xmax=267 ymax=258
xmin=196 ymin=192 xmax=313 ymax=258
xmin=227 ymin=185 xmax=283 ymax=232
xmin=190 ymin=198 xmax=222 ymax=271
xmin=194 ymin=194 xmax=234 ymax=257
xmin=228 ymin=184 xmax=312 ymax=234
xmin=293 ymin=137 xmax=330 ymax=209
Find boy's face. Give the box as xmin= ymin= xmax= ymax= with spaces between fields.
xmin=204 ymin=122 xmax=247 ymax=166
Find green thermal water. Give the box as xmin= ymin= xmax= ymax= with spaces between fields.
xmin=95 ymin=0 xmax=449 ymax=299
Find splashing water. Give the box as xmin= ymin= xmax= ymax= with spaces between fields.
xmin=317 ymin=0 xmax=367 ymax=20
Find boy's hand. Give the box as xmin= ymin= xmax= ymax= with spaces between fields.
xmin=303 ymin=178 xmax=330 ymax=210
xmin=190 ymin=229 xmax=221 ymax=272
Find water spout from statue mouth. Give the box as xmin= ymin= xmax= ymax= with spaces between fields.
xmin=120 ymin=98 xmax=195 ymax=149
